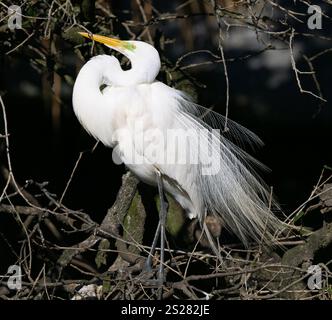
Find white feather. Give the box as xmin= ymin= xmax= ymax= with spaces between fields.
xmin=73 ymin=41 xmax=285 ymax=249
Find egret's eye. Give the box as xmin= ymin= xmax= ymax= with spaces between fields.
xmin=99 ymin=84 xmax=107 ymax=92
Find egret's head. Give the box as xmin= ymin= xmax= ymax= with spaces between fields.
xmin=79 ymin=33 xmax=161 ymax=83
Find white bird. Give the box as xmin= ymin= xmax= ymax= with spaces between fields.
xmin=72 ymin=33 xmax=284 ymax=264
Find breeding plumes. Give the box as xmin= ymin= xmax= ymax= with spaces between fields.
xmin=72 ymin=33 xmax=285 ymax=267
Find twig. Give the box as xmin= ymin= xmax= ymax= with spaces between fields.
xmin=289 ymin=29 xmax=327 ymax=102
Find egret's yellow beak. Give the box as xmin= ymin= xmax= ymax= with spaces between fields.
xmin=79 ymin=32 xmax=123 ymax=47
xmin=78 ymin=32 xmax=136 ymax=52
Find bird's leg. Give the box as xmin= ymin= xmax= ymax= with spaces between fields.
xmin=145 ymin=220 xmax=161 ymax=271
xmin=144 ymin=172 xmax=169 ymax=273
xmin=156 ymin=169 xmax=167 ymax=294
xmin=142 ymin=169 xmax=168 ymax=298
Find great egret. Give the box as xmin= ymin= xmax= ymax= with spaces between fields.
xmin=73 ymin=33 xmax=284 ymax=279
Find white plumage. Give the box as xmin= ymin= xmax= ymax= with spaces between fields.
xmin=73 ymin=34 xmax=284 ymax=248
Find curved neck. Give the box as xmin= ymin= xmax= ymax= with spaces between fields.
xmin=72 ymin=55 xmax=152 ymax=142
xmin=72 ymin=58 xmax=108 ymax=133
xmin=111 ymin=61 xmax=158 ymax=86
xmin=74 ymin=53 xmax=160 ymax=92
xmin=72 ymin=52 xmax=160 ymax=146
